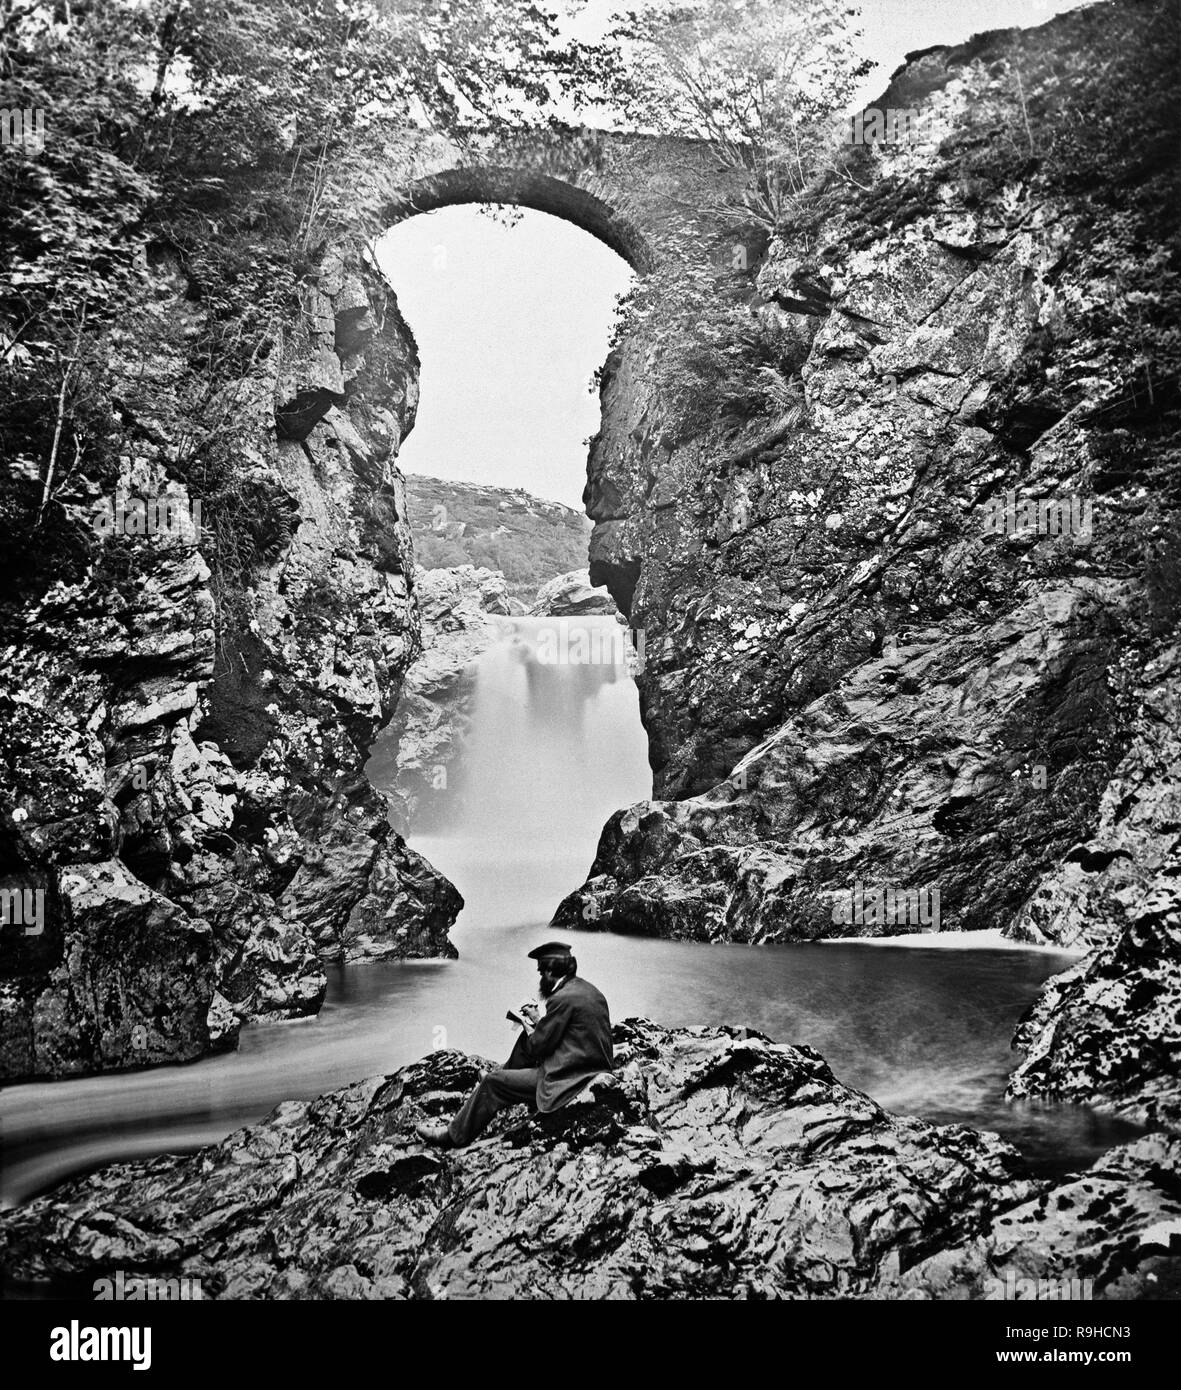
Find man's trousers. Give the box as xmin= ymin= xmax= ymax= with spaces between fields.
xmin=447 ymin=1066 xmax=538 ymax=1147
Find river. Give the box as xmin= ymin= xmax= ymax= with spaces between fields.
xmin=0 ymin=616 xmax=1141 ymax=1209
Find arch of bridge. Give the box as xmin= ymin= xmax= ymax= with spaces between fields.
xmin=367 ymin=129 xmax=753 ymax=276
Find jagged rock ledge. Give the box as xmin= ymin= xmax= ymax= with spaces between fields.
xmin=2 ymin=1019 xmax=1177 ymax=1300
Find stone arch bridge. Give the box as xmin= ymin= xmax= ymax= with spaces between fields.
xmin=272 ymin=125 xmax=762 ymax=633
xmin=355 ymin=126 xmax=755 ymax=275
xmin=275 ymin=125 xmax=756 ymax=484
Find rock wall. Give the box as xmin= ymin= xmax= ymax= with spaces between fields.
xmin=562 ymin=0 xmax=1180 ymax=1125
xmin=567 ymin=0 xmax=1178 ymax=942
xmin=0 ymin=246 xmax=461 ymax=1078
xmin=366 ymin=565 xmax=512 ymax=836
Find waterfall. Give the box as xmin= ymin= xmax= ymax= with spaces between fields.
xmin=408 ymin=615 xmax=652 ymax=930
xmin=0 ymin=614 xmax=1116 ymax=1207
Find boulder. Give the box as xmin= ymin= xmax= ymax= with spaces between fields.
xmin=0 ymin=859 xmax=214 ymax=1077
xmin=531 ymin=569 xmax=617 ymax=617
xmin=3 ymin=1019 xmax=1176 ymax=1299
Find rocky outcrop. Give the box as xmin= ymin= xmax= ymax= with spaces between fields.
xmin=568 ymin=4 xmax=1179 ymax=976
xmin=0 ymin=857 xmax=217 ymax=1073
xmin=0 ymin=242 xmax=463 ymax=1078
xmin=1008 ymin=644 xmax=1181 ymax=952
xmin=1007 ymin=893 xmax=1181 ymax=1132
xmin=1002 ymin=645 xmax=1181 ymax=1129
xmin=365 ymin=565 xmax=511 ymax=836
xmin=531 ymin=568 xmax=617 ymax=617
xmin=881 ymin=1131 xmax=1181 ymax=1301
xmin=1007 ymin=837 xmax=1181 ymax=1132
xmin=2 ymin=1020 xmax=1176 ymax=1299
xmin=563 ymin=0 xmax=1181 ymax=1130
xmin=554 ymin=586 xmax=1135 ymax=942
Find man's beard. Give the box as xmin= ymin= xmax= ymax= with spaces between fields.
xmin=538 ymin=974 xmax=557 ymax=997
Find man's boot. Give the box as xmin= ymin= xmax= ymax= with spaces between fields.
xmin=415 ymin=1122 xmax=456 ymax=1148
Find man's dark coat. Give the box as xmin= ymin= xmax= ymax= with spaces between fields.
xmin=519 ymin=975 xmax=614 ymax=1111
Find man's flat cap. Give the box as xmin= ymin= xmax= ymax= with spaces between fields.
xmin=527 ymin=941 xmax=572 ymax=960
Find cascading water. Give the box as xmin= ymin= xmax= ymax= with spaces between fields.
xmin=0 ymin=611 xmax=1144 ymax=1211
xmin=408 ymin=615 xmax=651 ymax=929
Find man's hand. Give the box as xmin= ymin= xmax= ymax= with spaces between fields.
xmin=520 ymin=1002 xmax=541 ymax=1025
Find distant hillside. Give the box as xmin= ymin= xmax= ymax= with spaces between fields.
xmin=404 ymin=474 xmax=592 ymax=600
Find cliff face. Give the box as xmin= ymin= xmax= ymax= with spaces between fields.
xmin=571 ymin=1 xmax=1177 ymax=938
xmin=565 ymin=0 xmax=1180 ymax=1126
xmin=0 ymin=244 xmax=461 ymax=1078
xmin=2 ymin=1020 xmax=1176 ymax=1299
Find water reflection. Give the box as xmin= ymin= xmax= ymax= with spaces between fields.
xmin=0 ymin=916 xmax=1139 ymax=1207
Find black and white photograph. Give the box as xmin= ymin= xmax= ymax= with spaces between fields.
xmin=0 ymin=0 xmax=1177 ymax=1359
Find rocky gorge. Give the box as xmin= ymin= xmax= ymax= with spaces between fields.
xmin=1 ymin=193 xmax=462 ymax=1078
xmin=0 ymin=0 xmax=1178 ymax=1304
xmin=562 ymin=0 xmax=1181 ymax=1132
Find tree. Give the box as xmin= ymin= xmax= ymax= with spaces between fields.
xmin=608 ymin=0 xmax=873 ymax=230
xmin=0 ymin=0 xmax=626 ymax=594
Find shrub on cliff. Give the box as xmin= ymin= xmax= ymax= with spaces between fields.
xmin=604 ymin=256 xmax=808 ymax=443
xmin=608 ymin=0 xmax=873 ymax=231
xmin=0 ymin=0 xmax=627 ymax=625
xmin=591 ymin=0 xmax=864 ymax=441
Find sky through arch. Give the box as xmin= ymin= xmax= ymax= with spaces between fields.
xmin=374 ymin=206 xmax=635 ymax=511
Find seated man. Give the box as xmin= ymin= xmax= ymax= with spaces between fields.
xmin=417 ymin=941 xmax=613 ymax=1149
